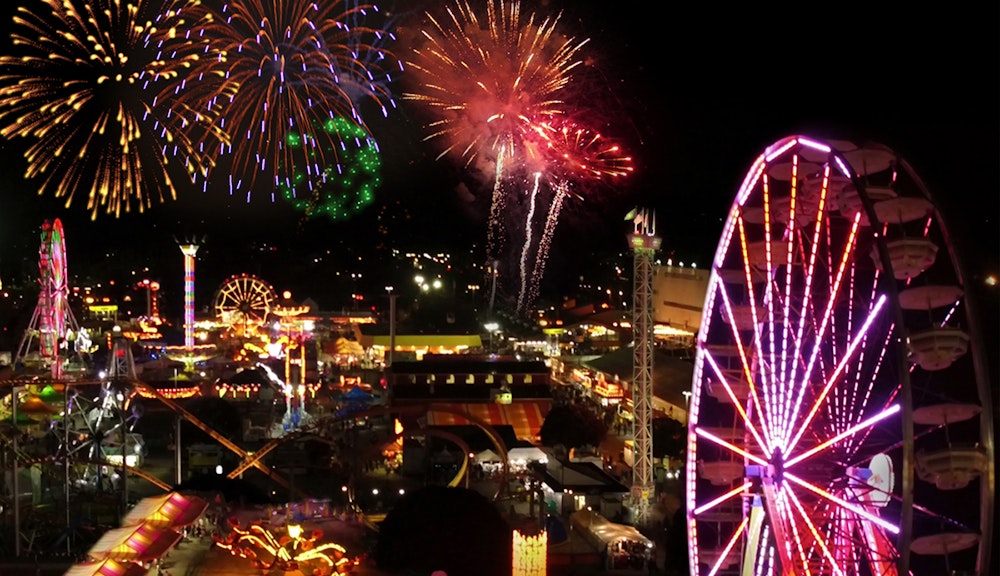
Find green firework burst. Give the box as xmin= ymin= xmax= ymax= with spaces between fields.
xmin=279 ymin=116 xmax=382 ymax=221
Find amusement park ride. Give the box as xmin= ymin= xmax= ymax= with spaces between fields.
xmin=0 ymin=219 xmax=515 ymax=560
xmin=683 ymin=137 xmax=994 ymax=576
xmin=2 ymin=136 xmax=987 ymax=576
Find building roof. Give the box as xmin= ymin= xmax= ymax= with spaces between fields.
xmin=86 ymin=522 xmax=182 ymax=563
xmin=64 ymin=559 xmax=148 ymax=576
xmin=389 ymin=358 xmax=547 ymax=375
xmin=354 ymin=324 xmax=483 ymax=349
xmin=570 ymin=509 xmax=654 ymax=549
xmin=391 ymin=383 xmax=551 ymax=402
xmin=539 ymin=459 xmax=629 ymax=494
xmin=583 ymin=346 xmax=693 ymax=407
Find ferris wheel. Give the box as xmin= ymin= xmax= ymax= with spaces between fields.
xmin=214 ymin=274 xmax=278 ymax=334
xmin=684 ymin=136 xmax=993 ymax=576
xmin=16 ymin=218 xmax=80 ymax=376
xmin=51 ymin=383 xmax=143 ymax=492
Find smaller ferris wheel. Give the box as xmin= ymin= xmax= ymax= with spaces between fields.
xmin=16 ymin=218 xmax=81 ymax=377
xmin=213 ymin=274 xmax=278 ymax=335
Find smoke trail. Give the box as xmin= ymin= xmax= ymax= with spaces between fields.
xmin=528 ymin=181 xmax=569 ymax=307
xmin=517 ymin=172 xmax=542 ymax=313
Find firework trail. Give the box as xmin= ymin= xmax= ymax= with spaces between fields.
xmin=168 ymin=0 xmax=399 ymax=201
xmin=403 ymin=0 xmax=589 ymax=266
xmin=522 ymin=119 xmax=633 ymax=310
xmin=516 ymin=172 xmax=543 ymax=313
xmin=527 ymin=179 xmax=570 ymax=308
xmin=0 ymin=0 xmax=226 ymax=219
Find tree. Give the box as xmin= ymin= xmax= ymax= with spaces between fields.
xmin=539 ymin=403 xmax=608 ymax=450
xmin=651 ymin=417 xmax=686 ymax=460
xmin=373 ymin=485 xmax=512 ymax=576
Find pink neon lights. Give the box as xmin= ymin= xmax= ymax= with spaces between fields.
xmin=707 ymin=517 xmax=749 ymax=576
xmin=735 ymin=216 xmax=774 ymax=443
xmin=784 ymin=165 xmax=831 ymax=429
xmin=688 ymin=137 xmax=921 ymax=576
xmin=702 ymin=350 xmax=770 ymax=456
xmin=786 ymin=294 xmax=888 ymax=456
xmin=784 ymin=471 xmax=899 ymax=535
xmin=693 ymin=481 xmax=753 ymax=517
xmin=782 ymin=213 xmax=864 ymax=449
xmin=765 ymin=138 xmax=798 ymax=163
xmin=787 ymin=404 xmax=900 ymax=468
xmin=784 ymin=485 xmax=844 ymax=575
xmin=797 ymin=137 xmax=831 ymax=154
xmin=694 ymin=427 xmax=768 ymax=467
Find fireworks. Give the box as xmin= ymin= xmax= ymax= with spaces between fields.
xmin=403 ymin=0 xmax=590 ymax=263
xmin=172 ymin=0 xmax=399 ymax=201
xmin=278 ymin=116 xmax=383 ymax=221
xmin=520 ymin=119 xmax=633 ymax=311
xmin=531 ymin=119 xmax=634 ymax=181
xmin=0 ymin=0 xmax=225 ymax=219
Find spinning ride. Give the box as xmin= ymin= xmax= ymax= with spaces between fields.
xmin=214 ymin=274 xmax=278 ymax=336
xmin=51 ymin=382 xmax=143 ymax=492
xmin=685 ymin=136 xmax=993 ymax=576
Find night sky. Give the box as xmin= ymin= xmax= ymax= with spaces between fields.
xmin=0 ymin=0 xmax=996 ymax=308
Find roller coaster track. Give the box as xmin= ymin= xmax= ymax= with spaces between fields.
xmin=132 ymin=380 xmax=293 ymax=491
xmin=5 ymin=381 xmax=511 ymax=498
xmin=2 ymin=383 xmax=171 ymax=493
xmin=1 ymin=442 xmax=173 ymax=493
xmin=224 ymin=403 xmax=509 ymax=497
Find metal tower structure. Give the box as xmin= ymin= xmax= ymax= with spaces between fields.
xmin=107 ymin=325 xmax=137 ymax=381
xmin=628 ymin=208 xmax=660 ymax=526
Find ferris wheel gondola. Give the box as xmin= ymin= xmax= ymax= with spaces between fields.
xmin=684 ymin=136 xmax=993 ymax=576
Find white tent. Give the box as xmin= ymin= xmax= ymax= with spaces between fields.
xmin=474 ymin=449 xmax=502 ymax=463
xmin=508 ymin=446 xmax=548 ymax=464
xmin=570 ymin=509 xmax=654 ymax=552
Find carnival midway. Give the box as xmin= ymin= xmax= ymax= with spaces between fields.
xmin=0 ymin=136 xmax=993 ymax=576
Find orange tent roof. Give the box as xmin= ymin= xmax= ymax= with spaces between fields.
xmin=121 ymin=492 xmax=209 ymax=529
xmin=427 ymin=401 xmax=549 ymax=441
xmin=87 ymin=522 xmax=182 ymax=563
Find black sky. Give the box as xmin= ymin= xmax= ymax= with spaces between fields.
xmin=0 ymin=0 xmax=996 ymax=303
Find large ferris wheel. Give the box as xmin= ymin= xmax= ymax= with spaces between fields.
xmin=684 ymin=136 xmax=993 ymax=576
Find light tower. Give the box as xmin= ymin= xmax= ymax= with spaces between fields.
xmin=166 ymin=239 xmax=215 ymax=372
xmin=627 ymin=207 xmax=660 ymax=526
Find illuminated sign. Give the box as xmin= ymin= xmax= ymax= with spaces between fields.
xmin=594 ymin=380 xmax=624 ymax=399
